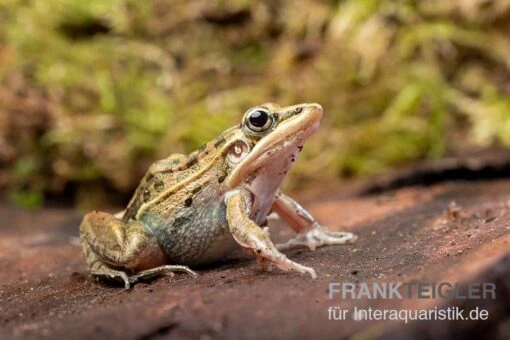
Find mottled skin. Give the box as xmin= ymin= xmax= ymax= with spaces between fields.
xmin=80 ymin=103 xmax=357 ymax=288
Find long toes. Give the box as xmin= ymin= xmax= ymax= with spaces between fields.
xmin=320 ymin=232 xmax=356 ymax=244
xmin=113 ymin=273 xmax=132 ymax=289
xmin=301 ymin=266 xmax=317 ymax=279
xmin=288 ymin=261 xmax=317 ymax=279
xmin=325 ymin=230 xmax=357 ymax=240
xmin=151 ymin=270 xmax=175 ymax=279
xmin=276 ymin=240 xmax=305 ymax=251
xmin=277 ymin=229 xmax=357 ymax=251
xmin=93 ymin=271 xmax=132 ymax=289
xmin=160 ymin=265 xmax=198 ymax=278
xmin=264 ymin=252 xmax=317 ymax=279
xmin=311 ymin=229 xmax=357 ymax=245
xmin=176 ymin=266 xmax=199 ymax=277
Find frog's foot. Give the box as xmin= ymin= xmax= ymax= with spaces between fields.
xmin=91 ymin=264 xmax=197 ymax=289
xmin=271 ymin=192 xmax=357 ymax=252
xmin=277 ymin=224 xmax=357 ymax=252
xmin=254 ymin=228 xmax=317 ymax=278
xmin=259 ymin=252 xmax=317 ymax=279
xmin=88 ymin=262 xmax=132 ymax=289
xmin=232 ymin=225 xmax=318 ymax=279
xmin=129 ymin=265 xmax=198 ymax=285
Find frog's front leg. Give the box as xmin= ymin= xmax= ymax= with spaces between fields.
xmin=272 ymin=191 xmax=357 ymax=251
xmin=225 ymin=188 xmax=316 ymax=278
xmin=80 ymin=212 xmax=196 ymax=289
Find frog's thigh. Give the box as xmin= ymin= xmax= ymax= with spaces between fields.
xmin=80 ymin=212 xmax=198 ymax=289
xmin=272 ymin=192 xmax=357 ymax=251
xmin=80 ymin=211 xmax=166 ymax=271
xmin=225 ymin=188 xmax=316 ymax=278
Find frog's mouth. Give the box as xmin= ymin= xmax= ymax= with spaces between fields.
xmin=225 ymin=103 xmax=323 ymax=188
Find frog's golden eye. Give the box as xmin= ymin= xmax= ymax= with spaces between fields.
xmin=243 ymin=107 xmax=275 ymax=134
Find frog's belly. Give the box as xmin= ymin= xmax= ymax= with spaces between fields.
xmin=141 ymin=200 xmax=238 ymax=266
xmin=195 ymin=231 xmax=238 ymax=264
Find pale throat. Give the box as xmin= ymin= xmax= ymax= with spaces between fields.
xmin=243 ymin=140 xmax=303 ymax=225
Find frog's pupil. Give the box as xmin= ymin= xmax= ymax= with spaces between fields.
xmin=249 ymin=110 xmax=268 ymax=128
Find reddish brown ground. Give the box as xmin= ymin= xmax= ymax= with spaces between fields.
xmin=1 ymin=173 xmax=509 ymax=339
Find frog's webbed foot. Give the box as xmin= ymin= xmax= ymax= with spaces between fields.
xmin=272 ymin=191 xmax=357 ymax=252
xmin=277 ymin=224 xmax=357 ymax=252
xmin=225 ymin=188 xmax=317 ymax=279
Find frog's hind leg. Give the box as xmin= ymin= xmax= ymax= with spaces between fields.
xmin=272 ymin=192 xmax=357 ymax=252
xmin=80 ymin=211 xmax=196 ymax=289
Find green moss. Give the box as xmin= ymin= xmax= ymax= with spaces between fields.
xmin=10 ymin=190 xmax=43 ymax=209
xmin=1 ymin=0 xmax=510 ymax=204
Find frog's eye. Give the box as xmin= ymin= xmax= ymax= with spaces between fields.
xmin=243 ymin=107 xmax=274 ymax=134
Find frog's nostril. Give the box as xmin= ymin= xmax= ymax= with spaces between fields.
xmin=308 ymin=103 xmax=323 ymax=117
xmin=309 ymin=103 xmax=322 ymax=112
xmin=295 ymin=107 xmax=303 ymax=114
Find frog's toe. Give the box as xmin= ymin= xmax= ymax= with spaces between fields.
xmin=117 ymin=272 xmax=131 ymax=290
xmin=272 ymin=255 xmax=317 ymax=279
xmin=122 ymin=276 xmax=131 ymax=289
xmin=254 ymin=246 xmax=317 ymax=279
xmin=277 ymin=226 xmax=357 ymax=251
xmin=158 ymin=265 xmax=199 ymax=279
xmin=172 ymin=265 xmax=199 ymax=278
xmin=92 ymin=269 xmax=132 ymax=289
xmin=129 ymin=265 xmax=198 ymax=285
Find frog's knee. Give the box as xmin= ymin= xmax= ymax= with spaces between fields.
xmin=80 ymin=211 xmax=124 ymax=235
xmin=83 ymin=211 xmax=117 ymax=225
xmin=81 ymin=211 xmax=99 ymax=228
xmin=80 ymin=212 xmax=96 ymax=235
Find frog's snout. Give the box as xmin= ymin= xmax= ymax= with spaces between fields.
xmin=302 ymin=103 xmax=323 ymax=123
xmin=307 ymin=103 xmax=323 ymax=113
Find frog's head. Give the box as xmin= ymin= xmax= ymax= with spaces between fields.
xmin=223 ymin=103 xmax=323 ymax=189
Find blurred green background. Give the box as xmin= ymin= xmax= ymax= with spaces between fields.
xmin=1 ymin=0 xmax=510 ymax=208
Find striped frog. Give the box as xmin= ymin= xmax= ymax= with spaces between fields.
xmin=80 ymin=103 xmax=356 ymax=288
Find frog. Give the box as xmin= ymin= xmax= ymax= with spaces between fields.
xmin=79 ymin=103 xmax=357 ymax=289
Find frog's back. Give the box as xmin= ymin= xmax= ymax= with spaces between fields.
xmin=122 ymin=153 xmax=189 ymax=222
xmin=122 ymin=139 xmax=238 ymax=265
xmin=123 ymin=128 xmax=238 ymax=223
